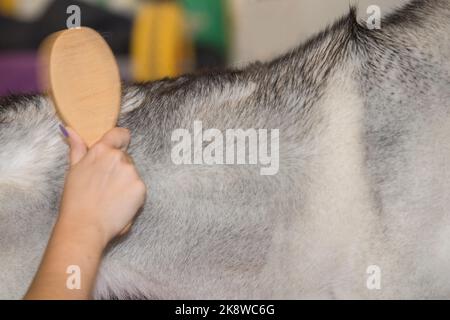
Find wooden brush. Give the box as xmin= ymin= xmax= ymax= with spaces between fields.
xmin=39 ymin=27 xmax=121 ymax=147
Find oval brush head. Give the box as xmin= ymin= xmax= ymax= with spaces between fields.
xmin=39 ymin=27 xmax=121 ymax=147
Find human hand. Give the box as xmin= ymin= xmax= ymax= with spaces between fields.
xmin=57 ymin=126 xmax=146 ymax=249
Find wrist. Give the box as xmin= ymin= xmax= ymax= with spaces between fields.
xmin=53 ymin=215 xmax=109 ymax=253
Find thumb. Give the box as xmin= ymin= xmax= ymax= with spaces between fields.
xmin=62 ymin=126 xmax=87 ymax=165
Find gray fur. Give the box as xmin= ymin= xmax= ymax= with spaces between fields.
xmin=0 ymin=0 xmax=449 ymax=299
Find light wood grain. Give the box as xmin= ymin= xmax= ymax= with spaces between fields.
xmin=39 ymin=27 xmax=121 ymax=147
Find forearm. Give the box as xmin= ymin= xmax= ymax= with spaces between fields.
xmin=24 ymin=127 xmax=145 ymax=300
xmin=24 ymin=216 xmax=106 ymax=300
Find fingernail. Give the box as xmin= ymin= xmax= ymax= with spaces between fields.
xmin=59 ymin=124 xmax=69 ymax=138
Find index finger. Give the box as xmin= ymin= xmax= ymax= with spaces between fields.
xmin=95 ymin=127 xmax=131 ymax=151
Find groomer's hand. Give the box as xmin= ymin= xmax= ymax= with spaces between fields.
xmin=24 ymin=127 xmax=146 ymax=300
xmin=59 ymin=127 xmax=147 ymax=248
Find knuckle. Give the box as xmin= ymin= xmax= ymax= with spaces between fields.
xmin=106 ymin=149 xmax=123 ymax=163
xmin=92 ymin=142 xmax=107 ymax=154
xmin=118 ymin=127 xmax=131 ymax=138
xmin=135 ymin=180 xmax=147 ymax=194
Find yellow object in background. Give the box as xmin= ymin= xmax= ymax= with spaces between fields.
xmin=131 ymin=1 xmax=193 ymax=82
xmin=0 ymin=0 xmax=16 ymax=16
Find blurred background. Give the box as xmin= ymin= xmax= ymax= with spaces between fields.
xmin=0 ymin=0 xmax=408 ymax=96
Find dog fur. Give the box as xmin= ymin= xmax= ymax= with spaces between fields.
xmin=0 ymin=0 xmax=449 ymax=299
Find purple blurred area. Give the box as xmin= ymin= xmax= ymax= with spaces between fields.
xmin=0 ymin=52 xmax=39 ymax=96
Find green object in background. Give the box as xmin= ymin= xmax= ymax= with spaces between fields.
xmin=180 ymin=0 xmax=229 ymax=59
xmin=95 ymin=0 xmax=107 ymax=9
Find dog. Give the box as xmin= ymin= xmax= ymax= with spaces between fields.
xmin=0 ymin=0 xmax=449 ymax=299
